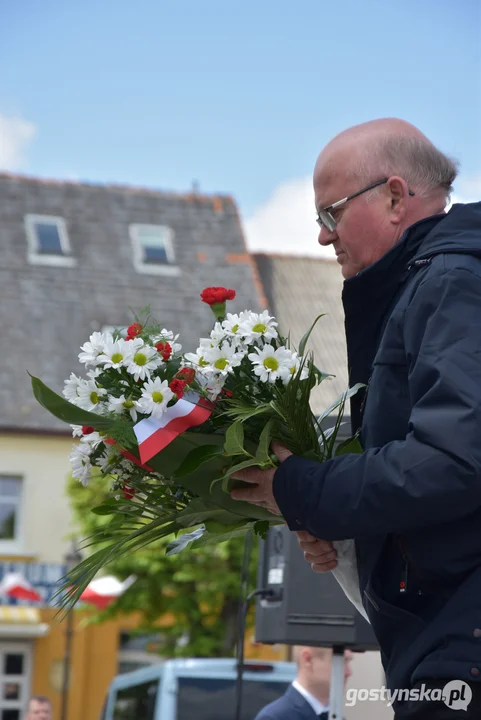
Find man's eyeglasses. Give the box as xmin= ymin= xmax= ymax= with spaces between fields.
xmin=315 ymin=177 xmax=415 ymax=232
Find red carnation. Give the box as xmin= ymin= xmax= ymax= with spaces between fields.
xmin=176 ymin=367 xmax=196 ymax=385
xmin=122 ymin=484 xmax=136 ymax=500
xmin=81 ymin=426 xmax=95 ymax=435
xmin=155 ymin=341 xmax=172 ymax=361
xmin=169 ymin=379 xmax=187 ymax=399
xmin=222 ymin=389 xmax=233 ymax=398
xmin=200 ymin=287 xmax=236 ymax=306
xmin=126 ymin=322 xmax=143 ymax=339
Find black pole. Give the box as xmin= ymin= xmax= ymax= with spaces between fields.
xmin=60 ymin=607 xmax=74 ymax=720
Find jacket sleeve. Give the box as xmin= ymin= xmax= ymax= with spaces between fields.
xmin=273 ymin=266 xmax=481 ymax=539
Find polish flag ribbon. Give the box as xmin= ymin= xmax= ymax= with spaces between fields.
xmin=133 ymin=393 xmax=213 ymax=464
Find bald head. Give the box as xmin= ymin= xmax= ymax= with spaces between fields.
xmin=315 ymin=117 xmax=458 ymax=199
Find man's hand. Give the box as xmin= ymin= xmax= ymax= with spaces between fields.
xmin=230 ymin=442 xmax=292 ymax=515
xmin=297 ymin=531 xmax=338 ymax=572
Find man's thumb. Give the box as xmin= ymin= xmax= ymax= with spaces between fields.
xmin=271 ymin=442 xmax=293 ymax=463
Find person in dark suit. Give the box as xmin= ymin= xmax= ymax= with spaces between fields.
xmin=254 ymin=646 xmax=353 ymax=719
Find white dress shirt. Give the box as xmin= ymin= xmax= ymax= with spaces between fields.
xmin=292 ymin=680 xmax=329 ymax=715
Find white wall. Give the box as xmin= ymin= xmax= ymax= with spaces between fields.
xmin=344 ymin=651 xmax=394 ymax=720
xmin=0 ymin=434 xmax=74 ymax=562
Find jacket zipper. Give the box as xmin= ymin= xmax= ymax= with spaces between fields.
xmin=398 ymin=537 xmax=409 ymax=594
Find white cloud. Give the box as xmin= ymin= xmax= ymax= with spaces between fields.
xmin=450 ymin=174 xmax=481 ymax=206
xmin=243 ymin=176 xmax=335 ymax=258
xmin=0 ymin=114 xmax=37 ymax=170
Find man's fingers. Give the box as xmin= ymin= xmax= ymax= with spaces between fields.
xmin=231 ymin=486 xmax=263 ymax=502
xmin=296 ymin=531 xmax=318 ymax=544
xmin=230 ymin=468 xmax=261 ymax=483
xmin=304 ymin=550 xmax=337 ymax=564
xmin=271 ymin=442 xmax=292 ymax=463
xmin=299 ymin=539 xmax=335 ymax=556
xmin=311 ymin=559 xmax=338 ymax=573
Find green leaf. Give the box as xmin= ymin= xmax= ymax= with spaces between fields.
xmin=91 ymin=504 xmax=118 ymax=516
xmin=30 ymin=375 xmax=116 ymax=431
xmin=175 ymin=500 xmax=242 ymax=528
xmin=173 ymin=445 xmax=225 ymax=479
xmin=165 ymin=527 xmax=206 ymax=555
xmin=253 ymin=520 xmax=270 ymax=539
xmin=224 ymin=421 xmax=247 ymax=456
xmin=334 ymin=435 xmax=364 ymax=456
xmin=255 ymin=419 xmax=275 ymax=464
xmin=298 ymin=314 xmax=325 ymax=357
xmin=318 ymin=383 xmax=365 ymax=423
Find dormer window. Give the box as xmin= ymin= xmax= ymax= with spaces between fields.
xmin=130 ymin=224 xmax=180 ymax=276
xmin=25 ymin=214 xmax=76 ymax=267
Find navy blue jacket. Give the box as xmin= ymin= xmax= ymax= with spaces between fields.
xmin=273 ymin=203 xmax=481 ymax=694
xmin=254 ymin=684 xmax=321 ymax=720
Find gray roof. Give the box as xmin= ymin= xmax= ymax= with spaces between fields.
xmin=0 ymin=174 xmax=264 ymax=431
xmin=252 ymin=254 xmax=348 ymax=415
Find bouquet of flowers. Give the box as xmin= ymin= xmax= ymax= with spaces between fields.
xmin=31 ymin=287 xmax=361 ymax=609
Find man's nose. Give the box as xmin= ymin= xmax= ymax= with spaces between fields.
xmin=318 ymin=224 xmax=337 ymax=247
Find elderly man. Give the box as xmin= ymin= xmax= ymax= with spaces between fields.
xmin=254 ymin=647 xmax=353 ymax=720
xmin=25 ymin=696 xmax=52 ymax=720
xmin=232 ymin=119 xmax=481 ymax=719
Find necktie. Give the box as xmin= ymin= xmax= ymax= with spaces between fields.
xmin=318 ymin=712 xmax=329 ymax=720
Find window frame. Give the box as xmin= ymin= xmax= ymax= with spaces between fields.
xmin=0 ymin=476 xmax=24 ymax=555
xmin=129 ymin=223 xmax=180 ymax=276
xmin=24 ymin=214 xmax=76 ymax=267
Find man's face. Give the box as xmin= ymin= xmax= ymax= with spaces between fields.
xmin=314 ymin=160 xmax=398 ymax=279
xmin=26 ymin=700 xmax=52 ymax=720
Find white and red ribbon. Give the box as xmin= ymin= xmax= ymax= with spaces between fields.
xmin=133 ymin=393 xmax=212 ymax=464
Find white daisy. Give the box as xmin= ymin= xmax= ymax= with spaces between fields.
xmin=196 ymin=372 xmax=226 ymax=401
xmin=75 ymin=379 xmax=108 ymax=412
xmin=95 ymin=447 xmax=121 ymax=473
xmin=69 ymin=443 xmax=92 ymax=487
xmin=184 ymin=347 xmax=211 ymax=369
xmin=239 ymin=311 xmax=278 ymax=344
xmin=203 ymin=342 xmax=245 ymax=376
xmin=78 ymin=331 xmax=113 ymax=367
xmin=135 ymin=378 xmax=174 ymax=419
xmin=279 ymin=352 xmax=310 ymax=385
xmin=210 ymin=323 xmax=226 ymax=346
xmin=248 ymin=344 xmax=294 ymax=383
xmin=71 ymin=424 xmax=83 ymax=438
xmin=97 ymin=338 xmax=134 ymax=370
xmin=63 ymin=373 xmax=82 ymax=403
xmin=125 ymin=338 xmax=163 ymax=382
xmin=108 ymin=394 xmax=138 ymax=422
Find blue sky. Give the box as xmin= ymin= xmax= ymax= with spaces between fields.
xmin=1 ymin=0 xmax=480 ymax=255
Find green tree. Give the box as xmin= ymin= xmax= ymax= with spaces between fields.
xmin=67 ymin=472 xmax=258 ymax=657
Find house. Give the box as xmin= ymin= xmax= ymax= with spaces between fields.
xmin=0 ymin=172 xmax=272 ymax=720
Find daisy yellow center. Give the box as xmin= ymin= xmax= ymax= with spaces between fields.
xmin=134 ymin=352 xmax=147 ymax=366
xmin=111 ymin=352 xmax=123 ymax=364
xmin=263 ymin=357 xmax=279 ymax=371
xmin=232 ymin=324 xmax=239 ymax=333
xmin=152 ymin=391 xmax=164 ymax=403
xmin=252 ymin=323 xmax=267 ymax=333
xmin=90 ymin=391 xmax=99 ymax=404
xmin=290 ymin=365 xmax=296 ymax=375
xmin=214 ymin=358 xmax=229 ymax=370
xmin=123 ymin=400 xmax=134 ymax=408
xmin=198 ymin=356 xmax=209 ymax=367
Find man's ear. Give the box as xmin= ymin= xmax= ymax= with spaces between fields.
xmin=386 ymin=176 xmax=409 ymax=225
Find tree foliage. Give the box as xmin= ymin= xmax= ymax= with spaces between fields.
xmin=67 ymin=472 xmax=258 ymax=658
